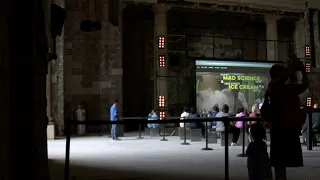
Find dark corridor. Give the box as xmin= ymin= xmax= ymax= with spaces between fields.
xmin=122 ymin=5 xmax=154 ymax=131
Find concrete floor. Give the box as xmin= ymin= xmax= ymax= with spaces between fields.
xmin=48 ymin=132 xmax=320 ymax=180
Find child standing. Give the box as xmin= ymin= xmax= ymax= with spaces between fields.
xmin=246 ymin=123 xmax=272 ymax=180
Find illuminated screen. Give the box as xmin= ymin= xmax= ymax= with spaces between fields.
xmin=196 ymin=60 xmax=279 ymax=114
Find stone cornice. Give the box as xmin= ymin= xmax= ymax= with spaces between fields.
xmin=123 ymin=0 xmax=305 ymax=18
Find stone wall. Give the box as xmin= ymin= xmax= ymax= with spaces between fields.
xmin=52 ymin=0 xmax=122 ymax=135
xmin=64 ymin=0 xmax=122 ymax=124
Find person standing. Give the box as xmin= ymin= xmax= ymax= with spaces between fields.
xmin=266 ymin=55 xmax=309 ymax=180
xmin=110 ymin=100 xmax=121 ymax=141
xmin=147 ymin=109 xmax=159 ymax=128
xmin=247 ymin=123 xmax=272 ymax=180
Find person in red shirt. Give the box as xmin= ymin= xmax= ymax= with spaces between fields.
xmin=267 ymin=55 xmax=309 ymax=180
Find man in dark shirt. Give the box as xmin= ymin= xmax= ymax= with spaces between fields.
xmin=301 ymin=104 xmax=320 ymax=144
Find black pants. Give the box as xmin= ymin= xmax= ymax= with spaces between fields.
xmin=229 ymin=126 xmax=241 ymax=143
xmin=196 ymin=123 xmax=205 ymax=137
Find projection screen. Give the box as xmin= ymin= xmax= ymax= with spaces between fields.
xmin=196 ymin=60 xmax=279 ymax=114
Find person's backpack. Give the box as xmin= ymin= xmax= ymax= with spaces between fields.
xmin=260 ymin=90 xmax=273 ymax=122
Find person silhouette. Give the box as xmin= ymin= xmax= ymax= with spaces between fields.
xmin=247 ymin=123 xmax=272 ymax=180
xmin=267 ymin=55 xmax=309 ymax=180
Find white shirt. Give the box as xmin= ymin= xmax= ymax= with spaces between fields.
xmin=180 ymin=111 xmax=189 ymax=127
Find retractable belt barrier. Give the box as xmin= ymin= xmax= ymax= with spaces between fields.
xmin=64 ymin=109 xmax=318 ymax=180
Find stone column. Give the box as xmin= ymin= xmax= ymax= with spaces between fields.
xmin=313 ymin=11 xmax=320 ymax=67
xmin=51 ymin=0 xmax=65 ymax=136
xmin=265 ymin=15 xmax=279 ymax=61
xmin=294 ymin=18 xmax=307 ymax=59
xmin=154 ymin=4 xmax=170 ymax=110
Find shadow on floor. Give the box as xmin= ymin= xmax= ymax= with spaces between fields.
xmin=48 ymin=159 xmax=227 ymax=180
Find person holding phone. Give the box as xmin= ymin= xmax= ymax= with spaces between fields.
xmin=267 ymin=55 xmax=309 ymax=180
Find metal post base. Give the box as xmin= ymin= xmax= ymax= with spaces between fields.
xmin=181 ymin=142 xmax=190 ymax=145
xmin=201 ymin=147 xmax=213 ymax=151
xmin=137 ymin=136 xmax=144 ymax=139
xmin=160 ymin=138 xmax=168 ymax=141
xmin=237 ymin=153 xmax=248 ymax=157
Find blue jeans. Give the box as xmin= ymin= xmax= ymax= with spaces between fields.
xmin=147 ymin=123 xmax=158 ymax=128
xmin=111 ymin=124 xmax=118 ymax=139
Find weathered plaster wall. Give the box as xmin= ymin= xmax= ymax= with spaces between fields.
xmin=51 ymin=0 xmax=122 ymax=135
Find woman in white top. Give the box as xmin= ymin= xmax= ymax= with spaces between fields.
xmin=180 ymin=106 xmax=189 ymax=127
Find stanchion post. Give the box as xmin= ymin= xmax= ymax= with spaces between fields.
xmin=181 ymin=117 xmax=190 ymax=145
xmin=160 ymin=118 xmax=168 ymax=141
xmin=307 ymin=112 xmax=313 ymax=150
xmin=237 ymin=119 xmax=247 ymax=157
xmin=202 ymin=120 xmax=213 ymax=150
xmin=224 ymin=117 xmax=229 ymax=180
xmin=64 ymin=118 xmax=71 ymax=180
xmin=137 ymin=117 xmax=144 ymax=139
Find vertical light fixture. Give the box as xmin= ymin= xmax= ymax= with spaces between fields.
xmin=159 ymin=55 xmax=166 ymax=67
xmin=159 ymin=111 xmax=165 ymax=120
xmin=305 ymin=45 xmax=311 ymax=57
xmin=305 ymin=62 xmax=311 ymax=73
xmin=307 ymin=97 xmax=312 ymax=107
xmin=158 ymin=95 xmax=165 ymax=107
xmin=158 ymin=35 xmax=165 ymax=49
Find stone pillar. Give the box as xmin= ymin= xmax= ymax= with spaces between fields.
xmin=51 ymin=0 xmax=65 ymax=136
xmin=313 ymin=11 xmax=320 ymax=67
xmin=0 ymin=0 xmax=50 ymax=179
xmin=294 ymin=18 xmax=307 ymax=59
xmin=265 ymin=15 xmax=279 ymax=61
xmin=154 ymin=4 xmax=170 ymax=110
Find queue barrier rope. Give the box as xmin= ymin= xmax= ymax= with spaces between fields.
xmin=65 ymin=110 xmax=317 ymax=180
xmin=69 ymin=117 xmax=263 ymax=125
